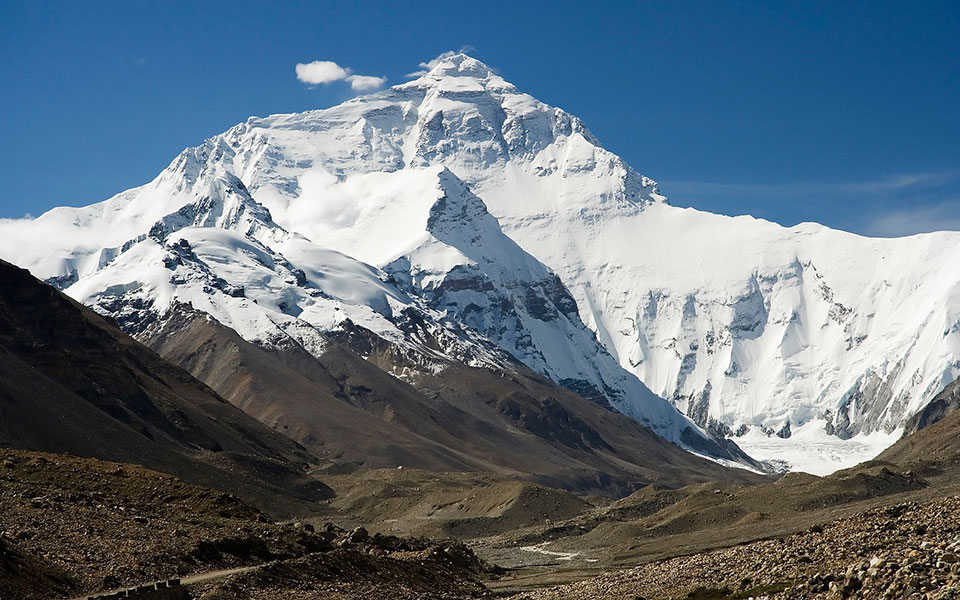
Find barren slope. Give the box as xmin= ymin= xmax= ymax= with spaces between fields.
xmin=142 ymin=306 xmax=767 ymax=496
xmin=0 ymin=259 xmax=330 ymax=514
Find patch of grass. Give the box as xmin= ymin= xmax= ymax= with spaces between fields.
xmin=678 ymin=581 xmax=792 ymax=600
xmin=681 ymin=587 xmax=734 ymax=600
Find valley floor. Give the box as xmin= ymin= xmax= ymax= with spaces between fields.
xmin=509 ymin=493 xmax=960 ymax=599
xmin=7 ymin=445 xmax=960 ymax=599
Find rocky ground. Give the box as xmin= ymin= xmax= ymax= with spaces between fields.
xmin=10 ymin=443 xmax=960 ymax=599
xmin=0 ymin=447 xmax=316 ymax=594
xmin=0 ymin=448 xmax=493 ymax=600
xmin=192 ymin=542 xmax=490 ymax=599
xmin=515 ymin=495 xmax=960 ymax=599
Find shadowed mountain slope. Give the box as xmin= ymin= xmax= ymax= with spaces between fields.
xmin=0 ymin=259 xmax=330 ymax=514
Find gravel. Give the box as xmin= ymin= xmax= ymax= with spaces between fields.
xmin=517 ymin=496 xmax=960 ymax=599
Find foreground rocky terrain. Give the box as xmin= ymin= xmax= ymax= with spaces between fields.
xmin=517 ymin=495 xmax=960 ymax=599
xmin=0 ymin=448 xmax=492 ymax=600
xmin=6 ymin=427 xmax=960 ymax=599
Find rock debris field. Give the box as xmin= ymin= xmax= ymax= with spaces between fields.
xmin=517 ymin=496 xmax=960 ymax=599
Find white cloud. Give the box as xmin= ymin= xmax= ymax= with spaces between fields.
xmin=346 ymin=74 xmax=387 ymax=91
xmin=295 ymin=60 xmax=350 ymax=85
xmin=290 ymin=169 xmax=360 ymax=228
xmin=295 ymin=59 xmax=386 ymax=91
xmin=0 ymin=213 xmax=104 ymax=275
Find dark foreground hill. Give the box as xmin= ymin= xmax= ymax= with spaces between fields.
xmin=0 ymin=258 xmax=331 ymax=515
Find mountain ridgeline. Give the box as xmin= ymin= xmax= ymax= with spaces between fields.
xmin=3 ymin=53 xmax=960 ymax=471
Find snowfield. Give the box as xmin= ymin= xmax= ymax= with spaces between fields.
xmin=3 ymin=53 xmax=959 ymax=473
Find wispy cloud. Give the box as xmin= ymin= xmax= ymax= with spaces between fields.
xmin=864 ymin=200 xmax=960 ymax=237
xmin=405 ymin=46 xmax=477 ymax=78
xmin=661 ymin=171 xmax=959 ymax=200
xmin=661 ymin=170 xmax=960 ymax=237
xmin=295 ymin=59 xmax=386 ymax=91
xmin=845 ymin=172 xmax=959 ymax=194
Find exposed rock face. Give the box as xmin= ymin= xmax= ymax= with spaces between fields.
xmin=139 ymin=304 xmax=766 ymax=496
xmin=900 ymin=375 xmax=960 ymax=437
xmin=382 ymin=169 xmax=659 ymax=416
xmin=878 ymin=383 xmax=960 ymax=467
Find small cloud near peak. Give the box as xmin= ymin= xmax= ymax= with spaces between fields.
xmin=346 ymin=74 xmax=387 ymax=91
xmin=295 ymin=59 xmax=386 ymax=91
xmin=295 ymin=60 xmax=350 ymax=85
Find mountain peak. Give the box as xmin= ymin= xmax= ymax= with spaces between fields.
xmin=400 ymin=53 xmax=513 ymax=93
xmin=424 ymin=53 xmax=495 ymax=79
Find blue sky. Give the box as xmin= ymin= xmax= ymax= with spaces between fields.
xmin=1 ymin=0 xmax=957 ymax=236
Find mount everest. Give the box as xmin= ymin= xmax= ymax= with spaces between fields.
xmin=2 ymin=53 xmax=958 ymax=474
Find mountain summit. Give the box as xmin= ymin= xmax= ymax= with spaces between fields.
xmin=3 ymin=54 xmax=960 ymax=473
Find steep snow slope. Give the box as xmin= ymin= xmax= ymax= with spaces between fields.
xmin=514 ymin=204 xmax=960 ymax=473
xmin=0 ymin=101 xmax=716 ymax=456
xmin=188 ymin=54 xmax=958 ymax=471
xmin=217 ymin=54 xmax=960 ymax=473
xmin=3 ymin=53 xmax=958 ymax=472
xmin=379 ymin=167 xmax=687 ymax=431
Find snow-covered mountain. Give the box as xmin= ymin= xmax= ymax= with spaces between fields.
xmin=3 ymin=53 xmax=959 ymax=473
